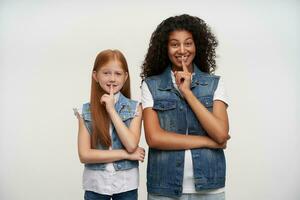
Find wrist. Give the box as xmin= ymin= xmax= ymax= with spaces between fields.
xmin=106 ymin=106 xmax=116 ymax=113
xmin=182 ymin=89 xmax=192 ymax=98
xmin=122 ymin=150 xmax=130 ymax=160
xmin=201 ymin=136 xmax=214 ymax=148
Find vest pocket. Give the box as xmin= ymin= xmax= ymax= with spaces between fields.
xmin=153 ymin=99 xmax=177 ymax=131
xmin=153 ymin=99 xmax=177 ymax=111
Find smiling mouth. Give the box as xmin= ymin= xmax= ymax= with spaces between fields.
xmin=175 ymin=55 xmax=188 ymax=62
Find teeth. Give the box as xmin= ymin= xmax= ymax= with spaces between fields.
xmin=176 ymin=56 xmax=188 ymax=59
xmin=176 ymin=57 xmax=188 ymax=62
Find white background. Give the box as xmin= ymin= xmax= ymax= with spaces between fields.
xmin=0 ymin=1 xmax=299 ymax=199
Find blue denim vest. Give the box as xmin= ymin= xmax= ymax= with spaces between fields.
xmin=144 ymin=65 xmax=226 ymax=197
xmin=81 ymin=92 xmax=139 ymax=171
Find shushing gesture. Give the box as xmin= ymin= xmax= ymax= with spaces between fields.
xmin=174 ymin=56 xmax=192 ymax=95
xmin=100 ymin=85 xmax=115 ymax=112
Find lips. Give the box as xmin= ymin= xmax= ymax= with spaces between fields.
xmin=175 ymin=55 xmax=188 ymax=63
xmin=106 ymin=84 xmax=117 ymax=87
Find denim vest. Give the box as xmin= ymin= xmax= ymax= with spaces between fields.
xmin=82 ymin=92 xmax=139 ymax=171
xmin=144 ymin=65 xmax=226 ymax=197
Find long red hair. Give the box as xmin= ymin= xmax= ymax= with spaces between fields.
xmin=90 ymin=49 xmax=131 ymax=148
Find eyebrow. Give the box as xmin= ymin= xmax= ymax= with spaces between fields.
xmin=169 ymin=37 xmax=193 ymax=42
xmin=101 ymin=68 xmax=124 ymax=72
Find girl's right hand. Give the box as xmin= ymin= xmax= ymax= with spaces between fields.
xmin=100 ymin=85 xmax=115 ymax=112
xmin=127 ymin=147 xmax=145 ymax=162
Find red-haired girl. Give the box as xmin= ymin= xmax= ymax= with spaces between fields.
xmin=75 ymin=49 xmax=144 ymax=200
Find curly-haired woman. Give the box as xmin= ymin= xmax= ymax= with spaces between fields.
xmin=141 ymin=14 xmax=230 ymax=200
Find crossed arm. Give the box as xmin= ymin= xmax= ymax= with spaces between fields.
xmin=144 ymin=59 xmax=229 ymax=150
xmin=77 ymin=87 xmax=144 ymax=164
xmin=77 ymin=114 xmax=145 ymax=164
xmin=143 ymin=106 xmax=228 ymax=150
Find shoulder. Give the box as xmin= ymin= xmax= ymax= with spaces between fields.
xmin=117 ymin=94 xmax=141 ymax=120
xmin=118 ymin=94 xmax=139 ymax=114
xmin=128 ymin=98 xmax=139 ymax=109
xmin=194 ymin=65 xmax=220 ymax=80
xmin=120 ymin=94 xmax=138 ymax=106
xmin=143 ymin=75 xmax=164 ymax=91
xmin=144 ymin=74 xmax=164 ymax=83
xmin=82 ymin=102 xmax=91 ymax=113
xmin=81 ymin=102 xmax=91 ymax=121
xmin=195 ymin=72 xmax=220 ymax=88
xmin=194 ymin=72 xmax=220 ymax=86
xmin=198 ymin=72 xmax=220 ymax=80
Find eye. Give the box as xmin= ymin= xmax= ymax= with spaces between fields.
xmin=102 ymin=71 xmax=111 ymax=75
xmin=170 ymin=42 xmax=179 ymax=48
xmin=185 ymin=41 xmax=193 ymax=46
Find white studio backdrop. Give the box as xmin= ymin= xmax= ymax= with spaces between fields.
xmin=0 ymin=1 xmax=299 ymax=199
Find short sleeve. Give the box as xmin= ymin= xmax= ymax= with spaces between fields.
xmin=133 ymin=101 xmax=142 ymax=117
xmin=72 ymin=105 xmax=83 ymax=118
xmin=213 ymin=77 xmax=229 ymax=106
xmin=141 ymin=81 xmax=154 ymax=109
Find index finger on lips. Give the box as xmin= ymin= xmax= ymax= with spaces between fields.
xmin=110 ymin=85 xmax=113 ymax=96
xmin=182 ymin=56 xmax=188 ymax=72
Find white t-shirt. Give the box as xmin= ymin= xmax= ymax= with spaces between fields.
xmin=75 ymin=92 xmax=139 ymax=195
xmin=141 ymin=71 xmax=228 ymax=194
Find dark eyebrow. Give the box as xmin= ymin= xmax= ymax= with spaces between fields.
xmin=168 ymin=38 xmax=193 ymax=42
xmin=185 ymin=38 xmax=193 ymax=41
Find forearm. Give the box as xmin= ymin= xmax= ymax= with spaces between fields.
xmin=146 ymin=128 xmax=222 ymax=150
xmin=78 ymin=148 xmax=129 ymax=164
xmin=143 ymin=108 xmax=225 ymax=150
xmin=77 ymin=116 xmax=130 ymax=164
xmin=183 ymin=90 xmax=229 ymax=144
xmin=107 ymin=109 xmax=139 ymax=152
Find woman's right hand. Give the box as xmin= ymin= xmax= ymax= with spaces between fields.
xmin=174 ymin=56 xmax=192 ymax=95
xmin=127 ymin=147 xmax=145 ymax=162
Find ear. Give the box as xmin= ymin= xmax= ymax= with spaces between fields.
xmin=92 ymin=71 xmax=98 ymax=82
xmin=124 ymin=72 xmax=128 ymax=82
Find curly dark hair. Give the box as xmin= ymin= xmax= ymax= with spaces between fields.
xmin=141 ymin=14 xmax=218 ymax=79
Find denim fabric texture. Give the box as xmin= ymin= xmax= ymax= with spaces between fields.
xmin=82 ymin=93 xmax=138 ymax=171
xmin=144 ymin=65 xmax=226 ymax=197
xmin=84 ymin=189 xmax=138 ymax=200
xmin=148 ymin=192 xmax=225 ymax=200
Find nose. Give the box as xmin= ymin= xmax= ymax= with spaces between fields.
xmin=110 ymin=74 xmax=116 ymax=82
xmin=180 ymin=44 xmax=185 ymax=54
